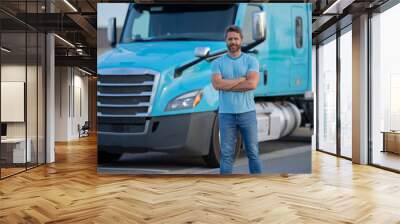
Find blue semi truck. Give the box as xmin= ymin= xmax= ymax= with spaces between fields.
xmin=97 ymin=3 xmax=313 ymax=167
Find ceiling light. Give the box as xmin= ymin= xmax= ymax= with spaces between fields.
xmin=76 ymin=48 xmax=85 ymax=55
xmin=54 ymin=34 xmax=75 ymax=48
xmin=63 ymin=0 xmax=78 ymax=12
xmin=78 ymin=67 xmax=93 ymax=76
xmin=1 ymin=47 xmax=11 ymax=53
xmin=322 ymin=0 xmax=354 ymax=15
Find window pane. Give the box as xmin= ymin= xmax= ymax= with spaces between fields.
xmin=318 ymin=37 xmax=337 ymax=154
xmin=371 ymin=4 xmax=400 ymax=171
xmin=1 ymin=30 xmax=27 ymax=177
xmin=0 ymin=0 xmax=46 ymax=179
xmin=122 ymin=5 xmax=237 ymax=42
xmin=340 ymin=29 xmax=352 ymax=158
xmin=27 ymin=31 xmax=38 ymax=169
xmin=296 ymin=17 xmax=303 ymax=48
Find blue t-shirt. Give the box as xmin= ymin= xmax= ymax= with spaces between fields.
xmin=211 ymin=53 xmax=259 ymax=114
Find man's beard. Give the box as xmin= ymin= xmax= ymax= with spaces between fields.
xmin=228 ymin=44 xmax=240 ymax=53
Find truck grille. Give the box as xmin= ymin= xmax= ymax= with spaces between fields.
xmin=97 ymin=69 xmax=159 ymax=133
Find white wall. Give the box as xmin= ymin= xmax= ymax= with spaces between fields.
xmin=1 ymin=65 xmax=26 ymax=81
xmin=55 ymin=67 xmax=69 ymax=141
xmin=1 ymin=65 xmax=28 ymax=138
xmin=71 ymin=72 xmax=89 ymax=138
xmin=55 ymin=67 xmax=89 ymax=141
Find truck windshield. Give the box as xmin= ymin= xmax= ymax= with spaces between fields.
xmin=121 ymin=4 xmax=237 ymax=42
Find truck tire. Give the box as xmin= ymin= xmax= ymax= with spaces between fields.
xmin=203 ymin=115 xmax=242 ymax=168
xmin=97 ymin=146 xmax=123 ymax=164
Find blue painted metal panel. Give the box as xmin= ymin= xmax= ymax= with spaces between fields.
xmin=97 ymin=3 xmax=312 ymax=117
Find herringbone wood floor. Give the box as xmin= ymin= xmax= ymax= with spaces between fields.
xmin=1 ymin=136 xmax=400 ymax=224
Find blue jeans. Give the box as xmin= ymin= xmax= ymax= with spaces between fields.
xmin=219 ymin=111 xmax=263 ymax=174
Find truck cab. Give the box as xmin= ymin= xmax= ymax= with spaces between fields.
xmin=97 ymin=3 xmax=312 ymax=167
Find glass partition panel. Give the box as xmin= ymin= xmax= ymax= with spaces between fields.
xmin=317 ymin=36 xmax=337 ymax=154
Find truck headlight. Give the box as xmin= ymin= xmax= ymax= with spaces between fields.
xmin=165 ymin=90 xmax=203 ymax=111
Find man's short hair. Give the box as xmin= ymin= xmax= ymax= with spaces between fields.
xmin=225 ymin=25 xmax=243 ymax=39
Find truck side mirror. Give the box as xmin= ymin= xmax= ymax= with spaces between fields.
xmin=107 ymin=17 xmax=117 ymax=48
xmin=252 ymin=11 xmax=266 ymax=41
xmin=194 ymin=47 xmax=210 ymax=58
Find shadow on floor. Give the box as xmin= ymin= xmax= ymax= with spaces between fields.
xmin=98 ymin=140 xmax=312 ymax=175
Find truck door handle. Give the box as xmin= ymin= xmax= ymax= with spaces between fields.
xmin=263 ymin=70 xmax=268 ymax=85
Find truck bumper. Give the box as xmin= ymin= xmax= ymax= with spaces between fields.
xmin=97 ymin=111 xmax=215 ymax=156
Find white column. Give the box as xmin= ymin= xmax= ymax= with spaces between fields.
xmin=352 ymin=14 xmax=369 ymax=164
xmin=45 ymin=1 xmax=56 ymax=163
xmin=46 ymin=33 xmax=55 ymax=163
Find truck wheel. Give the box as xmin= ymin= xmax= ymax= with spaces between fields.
xmin=203 ymin=116 xmax=242 ymax=168
xmin=98 ymin=146 xmax=123 ymax=164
